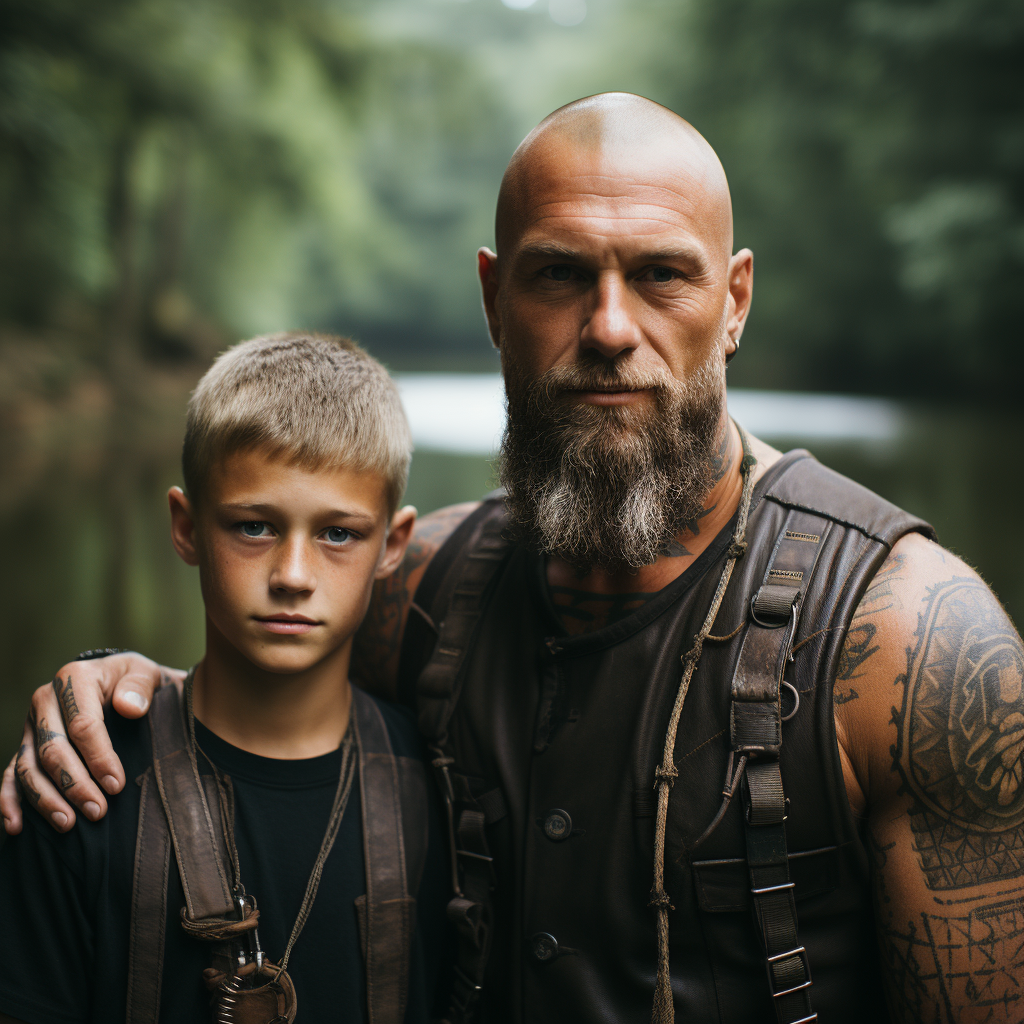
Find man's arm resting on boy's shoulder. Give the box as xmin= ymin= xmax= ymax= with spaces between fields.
xmin=0 ymin=503 xmax=479 ymax=835
xmin=837 ymin=532 xmax=1024 ymax=1022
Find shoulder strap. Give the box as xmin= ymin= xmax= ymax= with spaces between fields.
xmin=729 ymin=508 xmax=833 ymax=1024
xmin=411 ymin=499 xmax=512 ymax=1024
xmin=127 ymin=683 xmax=236 ymax=1024
xmin=352 ymin=687 xmax=418 ymax=1024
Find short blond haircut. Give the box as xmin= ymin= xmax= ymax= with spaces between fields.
xmin=183 ymin=332 xmax=411 ymax=514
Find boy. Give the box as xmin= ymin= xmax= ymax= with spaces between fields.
xmin=0 ymin=332 xmax=451 ymax=1023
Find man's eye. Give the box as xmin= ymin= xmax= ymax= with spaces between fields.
xmin=324 ymin=527 xmax=353 ymax=545
xmin=642 ymin=267 xmax=677 ymax=283
xmin=540 ymin=265 xmax=576 ymax=282
xmin=240 ymin=521 xmax=270 ymax=538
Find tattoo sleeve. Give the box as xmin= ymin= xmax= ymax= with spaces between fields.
xmin=349 ymin=504 xmax=476 ymax=699
xmin=894 ymin=577 xmax=1024 ymax=891
xmin=870 ymin=565 xmax=1024 ymax=1022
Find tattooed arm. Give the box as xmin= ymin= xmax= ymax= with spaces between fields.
xmin=835 ymin=532 xmax=1024 ymax=1023
xmin=350 ymin=502 xmax=479 ymax=699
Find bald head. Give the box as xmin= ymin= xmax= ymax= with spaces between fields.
xmin=495 ymin=93 xmax=733 ymax=262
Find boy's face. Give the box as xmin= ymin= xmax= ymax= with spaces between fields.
xmin=169 ymin=448 xmax=412 ymax=676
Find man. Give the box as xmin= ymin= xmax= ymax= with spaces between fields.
xmin=5 ymin=94 xmax=1024 ymax=1024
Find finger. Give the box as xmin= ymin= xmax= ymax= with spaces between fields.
xmin=1 ymin=748 xmax=24 ymax=835
xmin=110 ymin=657 xmax=181 ymax=719
xmin=48 ymin=663 xmax=125 ymax=798
xmin=33 ymin=710 xmax=108 ymax=823
xmin=13 ymin=723 xmax=77 ymax=832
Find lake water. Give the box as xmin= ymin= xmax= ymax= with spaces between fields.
xmin=1 ymin=376 xmax=1020 ymax=750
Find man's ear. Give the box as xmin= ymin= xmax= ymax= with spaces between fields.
xmin=724 ymin=248 xmax=754 ymax=359
xmin=168 ymin=487 xmax=200 ymax=566
xmin=478 ymin=247 xmax=502 ymax=350
xmin=376 ymin=505 xmax=417 ymax=580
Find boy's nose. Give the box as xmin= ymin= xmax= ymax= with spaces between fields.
xmin=269 ymin=537 xmax=316 ymax=594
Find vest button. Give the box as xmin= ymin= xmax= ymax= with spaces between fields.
xmin=543 ymin=809 xmax=572 ymax=841
xmin=530 ymin=932 xmax=559 ymax=962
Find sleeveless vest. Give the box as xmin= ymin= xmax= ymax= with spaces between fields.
xmin=402 ymin=449 xmax=933 ymax=1024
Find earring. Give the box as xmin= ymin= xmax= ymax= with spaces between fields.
xmin=725 ymin=336 xmax=740 ymax=364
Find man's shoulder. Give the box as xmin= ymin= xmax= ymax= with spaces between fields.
xmin=764 ymin=449 xmax=935 ymax=547
xmin=835 ymin=531 xmax=1023 ymax=812
xmin=362 ymin=689 xmax=427 ymax=762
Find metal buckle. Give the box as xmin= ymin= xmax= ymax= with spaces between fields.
xmin=766 ymin=944 xmax=813 ymax=1000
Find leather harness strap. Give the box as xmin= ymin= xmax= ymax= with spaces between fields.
xmin=414 ymin=500 xmax=511 ymax=1024
xmin=127 ymin=684 xmax=418 ymax=1024
xmin=352 ymin=687 xmax=416 ymax=1024
xmin=730 ymin=509 xmax=832 ymax=1024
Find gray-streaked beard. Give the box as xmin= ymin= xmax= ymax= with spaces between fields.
xmin=499 ymin=350 xmax=726 ymax=574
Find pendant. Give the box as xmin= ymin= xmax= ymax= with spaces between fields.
xmin=207 ymin=960 xmax=298 ymax=1024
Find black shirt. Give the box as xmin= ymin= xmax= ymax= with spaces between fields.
xmin=0 ymin=692 xmax=451 ymax=1024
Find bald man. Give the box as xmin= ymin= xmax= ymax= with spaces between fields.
xmin=6 ymin=94 xmax=1024 ymax=1024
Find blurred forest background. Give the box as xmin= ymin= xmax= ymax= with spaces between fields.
xmin=1 ymin=0 xmax=1022 ymax=743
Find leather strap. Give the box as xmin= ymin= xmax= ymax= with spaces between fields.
xmin=353 ymin=687 xmax=416 ymax=1024
xmin=126 ymin=769 xmax=170 ymax=1024
xmin=149 ymin=684 xmax=236 ymax=921
xmin=127 ymin=686 xmax=236 ymax=1023
xmin=413 ymin=500 xmax=511 ymax=1024
xmin=731 ymin=509 xmax=831 ymax=1024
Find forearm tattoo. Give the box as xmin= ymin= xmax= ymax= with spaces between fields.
xmin=893 ymin=577 xmax=1024 ymax=891
xmin=52 ymin=674 xmax=81 ymax=731
xmin=871 ymin=833 xmax=1024 ymax=1023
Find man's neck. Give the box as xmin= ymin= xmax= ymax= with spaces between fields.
xmin=193 ymin=630 xmax=352 ymax=759
xmin=546 ymin=422 xmax=782 ymax=634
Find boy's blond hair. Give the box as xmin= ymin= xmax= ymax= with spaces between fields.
xmin=183 ymin=332 xmax=411 ymax=514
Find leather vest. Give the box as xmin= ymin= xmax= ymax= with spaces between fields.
xmin=405 ymin=449 xmax=933 ymax=1024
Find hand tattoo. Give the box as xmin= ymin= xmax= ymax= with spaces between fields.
xmin=52 ymin=675 xmax=81 ymax=730
xmin=14 ymin=746 xmax=42 ymax=809
xmin=58 ymin=768 xmax=75 ymax=792
xmin=34 ymin=717 xmax=63 ymax=750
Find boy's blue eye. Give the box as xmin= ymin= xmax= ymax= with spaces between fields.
xmin=240 ymin=521 xmax=269 ymax=537
xmin=325 ymin=527 xmax=352 ymax=545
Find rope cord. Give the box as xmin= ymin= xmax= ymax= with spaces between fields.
xmin=649 ymin=426 xmax=757 ymax=1024
xmin=183 ymin=672 xmax=358 ymax=973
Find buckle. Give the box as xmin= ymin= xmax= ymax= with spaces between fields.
xmin=766 ymin=943 xmax=813 ymax=1000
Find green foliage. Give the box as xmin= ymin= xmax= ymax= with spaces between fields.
xmin=652 ymin=0 xmax=1024 ymax=398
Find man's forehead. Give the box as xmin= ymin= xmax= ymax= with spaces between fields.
xmin=500 ymin=134 xmax=731 ymax=261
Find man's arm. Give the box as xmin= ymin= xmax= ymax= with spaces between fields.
xmin=0 ymin=503 xmax=478 ymax=835
xmin=836 ymin=531 xmax=1024 ymax=1023
xmin=350 ymin=502 xmax=479 ymax=700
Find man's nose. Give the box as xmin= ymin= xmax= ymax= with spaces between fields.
xmin=579 ymin=273 xmax=643 ymax=359
xmin=269 ymin=536 xmax=316 ymax=595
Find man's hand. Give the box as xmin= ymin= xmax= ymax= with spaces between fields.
xmin=836 ymin=532 xmax=1024 ymax=1022
xmin=0 ymin=653 xmax=180 ymax=835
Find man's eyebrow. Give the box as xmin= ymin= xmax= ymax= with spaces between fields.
xmin=511 ymin=242 xmax=710 ymax=273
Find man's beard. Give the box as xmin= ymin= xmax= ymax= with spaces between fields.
xmin=499 ymin=349 xmax=726 ymax=574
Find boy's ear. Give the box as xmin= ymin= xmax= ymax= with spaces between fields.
xmin=168 ymin=487 xmax=200 ymax=566
xmin=376 ymin=505 xmax=417 ymax=580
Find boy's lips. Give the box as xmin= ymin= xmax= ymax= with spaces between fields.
xmin=254 ymin=613 xmax=321 ymax=635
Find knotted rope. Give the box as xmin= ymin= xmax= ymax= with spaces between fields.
xmin=649 ymin=427 xmax=757 ymax=1024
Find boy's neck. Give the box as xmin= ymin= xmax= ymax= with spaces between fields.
xmin=193 ymin=627 xmax=352 ymax=759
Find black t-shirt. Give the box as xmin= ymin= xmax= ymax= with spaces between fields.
xmin=0 ymin=692 xmax=452 ymax=1024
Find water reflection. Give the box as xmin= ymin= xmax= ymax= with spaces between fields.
xmin=1 ymin=391 xmax=1020 ymax=752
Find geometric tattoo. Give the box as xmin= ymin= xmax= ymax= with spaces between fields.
xmin=893 ymin=578 xmax=1024 ymax=890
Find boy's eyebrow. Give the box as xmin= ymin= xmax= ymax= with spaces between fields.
xmin=220 ymin=502 xmax=378 ymax=526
